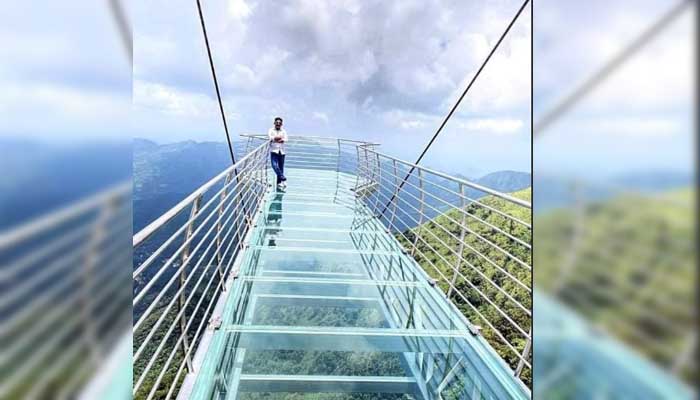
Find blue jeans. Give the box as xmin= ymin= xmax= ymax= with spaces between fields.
xmin=270 ymin=152 xmax=286 ymax=185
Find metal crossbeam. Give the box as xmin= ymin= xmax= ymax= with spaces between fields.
xmin=237 ymin=374 xmax=418 ymax=394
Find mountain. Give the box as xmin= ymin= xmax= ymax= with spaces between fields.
xmin=133 ymin=139 xmax=249 ymax=232
xmin=133 ymin=138 xmax=532 ymax=232
xmin=475 ymin=170 xmax=531 ymax=193
xmin=535 ymin=188 xmax=694 ymax=385
xmin=0 ymin=140 xmax=131 ymax=230
xmin=612 ymin=169 xmax=692 ymax=191
xmin=534 ymin=169 xmax=692 ymax=214
xmin=397 ymin=187 xmax=533 ymax=386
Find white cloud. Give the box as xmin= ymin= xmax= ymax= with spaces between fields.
xmin=457 ymin=118 xmax=524 ymax=134
xmin=577 ymin=116 xmax=681 ymax=138
xmin=228 ymin=0 xmax=254 ymax=19
xmin=134 ymin=80 xmax=217 ymax=118
xmin=400 ymin=120 xmax=425 ymax=130
xmin=0 ymin=82 xmax=130 ymax=138
xmin=535 ymin=1 xmax=692 ymax=116
xmin=312 ymin=111 xmax=329 ymax=123
xmin=133 ymin=0 xmax=533 ymax=173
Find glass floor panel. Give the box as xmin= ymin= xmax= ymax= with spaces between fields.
xmin=263 ymin=200 xmax=362 ymax=215
xmin=254 ymin=227 xmax=401 ymax=251
xmin=241 ymin=248 xmax=422 ymax=281
xmin=187 ymin=168 xmax=529 ymax=400
xmin=222 ymin=278 xmax=469 ymax=332
xmin=258 ymin=213 xmax=378 ymax=230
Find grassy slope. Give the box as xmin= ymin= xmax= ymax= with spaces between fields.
xmin=398 ymin=188 xmax=532 ymax=386
xmin=534 ymin=188 xmax=694 ymax=383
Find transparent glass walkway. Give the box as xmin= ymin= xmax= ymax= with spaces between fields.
xmin=185 ymin=168 xmax=529 ymax=400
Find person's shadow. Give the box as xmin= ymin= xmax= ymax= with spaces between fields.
xmin=265 ymin=191 xmax=284 ymax=247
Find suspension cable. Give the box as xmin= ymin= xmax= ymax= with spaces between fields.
xmin=107 ymin=0 xmax=132 ymax=64
xmin=196 ymin=0 xmax=237 ymax=166
xmin=379 ymin=0 xmax=530 ymax=218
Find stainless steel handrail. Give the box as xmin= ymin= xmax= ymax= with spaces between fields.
xmin=362 ymin=146 xmax=532 ymax=209
xmin=353 ymin=143 xmax=533 ymax=380
xmin=132 ymin=135 xmax=533 ymax=398
xmin=132 ymin=141 xmax=269 ymax=399
xmin=133 ymin=142 xmax=269 ymax=247
xmin=1 ymin=182 xmax=131 ymax=399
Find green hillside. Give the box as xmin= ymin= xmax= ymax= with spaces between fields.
xmin=397 ymin=188 xmax=532 ymax=386
xmin=534 ymin=188 xmax=694 ymax=384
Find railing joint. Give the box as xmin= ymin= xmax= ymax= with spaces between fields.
xmin=468 ymin=324 xmax=483 ymax=336
xmin=209 ymin=316 xmax=222 ymax=331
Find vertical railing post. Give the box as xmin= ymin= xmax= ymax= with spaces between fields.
xmin=353 ymin=144 xmax=363 ymax=194
xmin=363 ymin=146 xmax=371 ymax=193
xmin=240 ymin=157 xmax=254 ymax=231
xmin=371 ymin=152 xmax=382 ymax=216
xmin=389 ymin=159 xmax=400 ymax=232
xmin=257 ymin=146 xmax=263 ymax=203
xmin=333 ymin=139 xmax=342 ymax=204
xmin=216 ymin=170 xmax=234 ymax=288
xmin=81 ymin=195 xmax=117 ymax=366
xmin=353 ymin=144 xmax=362 ymax=193
xmin=264 ymin=143 xmax=270 ymax=188
xmin=447 ymin=183 xmax=467 ymax=299
xmin=515 ymin=328 xmax=532 ymax=377
xmin=335 ymin=138 xmax=341 ymax=174
xmin=244 ymin=136 xmax=252 ymax=155
xmin=259 ymin=145 xmax=267 ymax=205
xmin=411 ymin=169 xmax=425 ymax=257
xmin=555 ymin=180 xmax=585 ymax=293
xmin=178 ymin=194 xmax=201 ymax=373
xmin=672 ymin=332 xmax=696 ymax=374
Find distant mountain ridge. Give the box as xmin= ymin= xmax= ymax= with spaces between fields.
xmin=534 ymin=170 xmax=692 ymax=213
xmin=473 ymin=170 xmax=531 ymax=193
xmin=0 ymin=140 xmax=130 ymax=230
xmin=133 ymin=139 xmax=248 ymax=231
xmin=133 ymin=138 xmax=531 ymax=231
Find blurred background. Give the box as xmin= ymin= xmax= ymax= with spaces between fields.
xmin=533 ymin=0 xmax=696 ymax=398
xmin=0 ymin=0 xmax=697 ymax=399
xmin=0 ymin=1 xmax=132 ymax=399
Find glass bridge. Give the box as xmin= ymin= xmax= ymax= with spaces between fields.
xmin=132 ymin=136 xmax=532 ymax=400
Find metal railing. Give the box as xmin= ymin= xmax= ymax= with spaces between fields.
xmin=133 ymin=135 xmax=533 ymax=397
xmin=535 ymin=179 xmax=695 ymax=388
xmin=0 ymin=182 xmax=132 ymax=399
xmin=239 ymin=135 xmax=533 ymax=382
xmin=132 ymin=141 xmax=269 ymax=400
xmin=353 ymin=144 xmax=533 ymax=382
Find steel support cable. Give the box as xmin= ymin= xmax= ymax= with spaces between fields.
xmin=196 ymin=0 xmax=237 ymax=167
xmin=534 ymin=0 xmax=693 ymax=136
xmin=379 ymin=0 xmax=531 ymax=217
xmin=107 ymin=0 xmax=132 ymax=63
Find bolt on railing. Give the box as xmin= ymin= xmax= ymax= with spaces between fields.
xmin=132 ymin=141 xmax=269 ymax=400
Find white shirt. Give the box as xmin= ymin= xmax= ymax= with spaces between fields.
xmin=268 ymin=127 xmax=288 ymax=154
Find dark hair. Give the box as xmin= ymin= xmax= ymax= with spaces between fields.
xmin=274 ymin=117 xmax=283 ymax=123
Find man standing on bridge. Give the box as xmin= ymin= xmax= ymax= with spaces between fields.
xmin=268 ymin=117 xmax=288 ymax=190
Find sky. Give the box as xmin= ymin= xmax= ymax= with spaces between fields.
xmin=0 ymin=1 xmax=131 ymax=141
xmin=0 ymin=1 xmax=693 ymax=180
xmin=533 ymin=0 xmax=694 ymax=180
xmin=132 ymin=0 xmax=533 ymax=177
